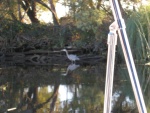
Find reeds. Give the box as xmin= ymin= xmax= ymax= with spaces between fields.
xmin=118 ymin=6 xmax=150 ymax=62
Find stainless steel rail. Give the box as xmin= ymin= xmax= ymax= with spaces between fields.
xmin=103 ymin=0 xmax=147 ymax=113
xmin=103 ymin=22 xmax=118 ymax=113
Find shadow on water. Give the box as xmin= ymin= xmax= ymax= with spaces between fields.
xmin=0 ymin=62 xmax=150 ymax=113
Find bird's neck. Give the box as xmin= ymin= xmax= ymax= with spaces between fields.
xmin=65 ymin=51 xmax=69 ymax=57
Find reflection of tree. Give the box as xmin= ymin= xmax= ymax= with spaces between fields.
xmin=60 ymin=83 xmax=104 ymax=113
xmin=49 ymin=83 xmax=59 ymax=113
xmin=2 ymin=64 xmax=149 ymax=112
xmin=24 ymin=87 xmax=38 ymax=110
xmin=59 ymin=64 xmax=106 ymax=113
xmin=111 ymin=65 xmax=150 ymax=113
xmin=112 ymin=94 xmax=125 ymax=113
xmin=6 ymin=83 xmax=60 ymax=113
xmin=77 ymin=84 xmax=104 ymax=113
xmin=0 ymin=84 xmax=60 ymax=113
xmin=111 ymin=93 xmax=137 ymax=113
xmin=142 ymin=66 xmax=150 ymax=113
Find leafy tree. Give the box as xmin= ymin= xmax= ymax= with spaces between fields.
xmin=0 ymin=0 xmax=18 ymax=20
xmin=66 ymin=0 xmax=111 ymax=28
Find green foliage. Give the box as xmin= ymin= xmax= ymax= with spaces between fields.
xmin=1 ymin=0 xmax=146 ymax=53
xmin=0 ymin=20 xmax=35 ymax=40
xmin=117 ymin=5 xmax=150 ymax=61
xmin=0 ymin=19 xmax=79 ymax=50
xmin=75 ymin=9 xmax=105 ymax=33
xmin=37 ymin=87 xmax=53 ymax=113
xmin=72 ymin=29 xmax=94 ymax=48
xmin=0 ymin=0 xmax=18 ymax=20
xmin=64 ymin=0 xmax=108 ymax=50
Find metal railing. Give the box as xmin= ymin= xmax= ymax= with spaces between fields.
xmin=103 ymin=0 xmax=147 ymax=113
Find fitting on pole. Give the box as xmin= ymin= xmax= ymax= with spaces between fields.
xmin=107 ymin=22 xmax=118 ymax=46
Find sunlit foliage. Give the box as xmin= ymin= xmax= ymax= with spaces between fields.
xmin=75 ymin=9 xmax=105 ymax=33
xmin=66 ymin=0 xmax=106 ymax=33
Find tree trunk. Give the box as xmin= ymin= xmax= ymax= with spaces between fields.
xmin=118 ymin=0 xmax=127 ymax=19
xmin=17 ymin=0 xmax=22 ymax=21
xmin=49 ymin=83 xmax=59 ymax=113
xmin=96 ymin=0 xmax=102 ymax=9
xmin=21 ymin=0 xmax=39 ymax=23
xmin=48 ymin=0 xmax=60 ymax=25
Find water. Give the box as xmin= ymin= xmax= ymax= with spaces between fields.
xmin=0 ymin=63 xmax=149 ymax=113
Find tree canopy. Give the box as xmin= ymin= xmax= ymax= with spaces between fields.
xmin=0 ymin=0 xmax=150 ymax=60
xmin=0 ymin=0 xmax=142 ymax=24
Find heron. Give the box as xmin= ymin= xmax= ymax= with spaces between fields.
xmin=62 ymin=63 xmax=80 ymax=76
xmin=61 ymin=49 xmax=80 ymax=63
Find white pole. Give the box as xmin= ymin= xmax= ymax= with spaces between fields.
xmin=103 ymin=22 xmax=118 ymax=113
xmin=109 ymin=0 xmax=147 ymax=113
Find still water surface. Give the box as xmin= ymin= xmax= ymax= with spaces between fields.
xmin=0 ymin=63 xmax=149 ymax=113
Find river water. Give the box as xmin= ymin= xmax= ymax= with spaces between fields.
xmin=0 ymin=63 xmax=149 ymax=113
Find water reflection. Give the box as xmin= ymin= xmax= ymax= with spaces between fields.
xmin=62 ymin=64 xmax=80 ymax=76
xmin=0 ymin=63 xmax=149 ymax=113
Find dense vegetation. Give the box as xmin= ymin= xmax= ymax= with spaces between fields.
xmin=0 ymin=0 xmax=150 ymax=62
xmin=0 ymin=1 xmax=150 ymax=113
